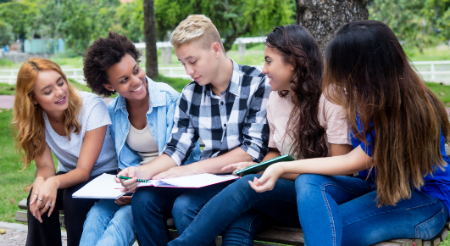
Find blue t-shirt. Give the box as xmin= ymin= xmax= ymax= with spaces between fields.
xmin=351 ymin=117 xmax=450 ymax=218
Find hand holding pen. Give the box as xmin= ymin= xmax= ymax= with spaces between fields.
xmin=114 ymin=166 xmax=141 ymax=192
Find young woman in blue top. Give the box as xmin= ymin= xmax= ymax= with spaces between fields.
xmin=250 ymin=20 xmax=450 ymax=246
xmin=79 ymin=32 xmax=200 ymax=246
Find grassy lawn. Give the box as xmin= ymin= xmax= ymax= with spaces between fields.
xmin=0 ymin=109 xmax=36 ymax=223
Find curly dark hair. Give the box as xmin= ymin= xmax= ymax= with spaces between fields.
xmin=266 ymin=25 xmax=327 ymax=159
xmin=83 ymin=32 xmax=141 ymax=97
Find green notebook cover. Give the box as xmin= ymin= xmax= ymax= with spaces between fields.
xmin=234 ymin=154 xmax=295 ymax=176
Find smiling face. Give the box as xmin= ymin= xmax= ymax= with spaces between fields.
xmin=262 ymin=46 xmax=295 ymax=92
xmin=33 ymin=70 xmax=69 ymax=114
xmin=174 ymin=41 xmax=220 ymax=86
xmin=103 ymin=53 xmax=147 ymax=101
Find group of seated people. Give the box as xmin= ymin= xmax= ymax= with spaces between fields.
xmin=12 ymin=14 xmax=450 ymax=246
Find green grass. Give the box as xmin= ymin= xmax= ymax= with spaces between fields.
xmin=155 ymin=74 xmax=192 ymax=92
xmin=0 ymin=58 xmax=14 ymax=67
xmin=0 ymin=109 xmax=36 ymax=223
xmin=0 ymin=83 xmax=15 ymax=95
xmin=406 ymin=44 xmax=450 ymax=62
xmin=426 ymin=82 xmax=450 ymax=105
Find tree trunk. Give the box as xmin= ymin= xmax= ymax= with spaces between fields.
xmin=296 ymin=0 xmax=369 ymax=52
xmin=143 ymin=0 xmax=158 ymax=79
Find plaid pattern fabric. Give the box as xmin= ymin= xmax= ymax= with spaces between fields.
xmin=163 ymin=60 xmax=271 ymax=165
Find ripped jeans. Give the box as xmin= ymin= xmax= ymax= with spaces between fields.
xmin=296 ymin=174 xmax=449 ymax=246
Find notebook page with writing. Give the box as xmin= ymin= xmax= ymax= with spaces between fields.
xmin=72 ymin=173 xmax=127 ymax=199
xmin=138 ymin=173 xmax=238 ymax=188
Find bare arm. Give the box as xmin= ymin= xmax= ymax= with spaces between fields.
xmin=32 ymin=126 xmax=108 ymax=220
xmin=279 ymin=143 xmax=353 ymax=181
xmin=152 ymin=147 xmax=253 ymax=179
xmin=249 ymin=146 xmax=372 ymax=192
xmin=116 ymin=147 xmax=252 ymax=190
xmin=33 ymin=126 xmax=107 ymax=220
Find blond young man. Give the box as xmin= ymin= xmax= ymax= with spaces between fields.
xmin=117 ymin=15 xmax=271 ymax=245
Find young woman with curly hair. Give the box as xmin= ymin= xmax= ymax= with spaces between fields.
xmin=79 ymin=32 xmax=200 ymax=246
xmin=250 ymin=20 xmax=450 ymax=246
xmin=168 ymin=25 xmax=352 ymax=246
xmin=13 ymin=58 xmax=117 ymax=246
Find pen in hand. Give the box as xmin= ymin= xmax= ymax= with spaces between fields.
xmin=117 ymin=175 xmax=148 ymax=183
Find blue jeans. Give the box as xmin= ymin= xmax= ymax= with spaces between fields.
xmin=131 ymin=180 xmax=234 ymax=246
xmin=79 ymin=199 xmax=136 ymax=246
xmin=169 ymin=175 xmax=299 ymax=246
xmin=296 ymin=174 xmax=449 ymax=246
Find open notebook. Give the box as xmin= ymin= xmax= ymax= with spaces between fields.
xmin=73 ymin=173 xmax=238 ymax=199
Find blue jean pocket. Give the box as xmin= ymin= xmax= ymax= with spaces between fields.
xmin=415 ymin=209 xmax=446 ymax=240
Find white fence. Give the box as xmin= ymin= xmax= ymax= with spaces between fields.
xmin=1 ymin=61 xmax=450 ymax=85
xmin=412 ymin=61 xmax=450 ymax=84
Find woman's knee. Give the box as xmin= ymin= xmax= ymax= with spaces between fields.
xmin=295 ymin=174 xmax=329 ymax=191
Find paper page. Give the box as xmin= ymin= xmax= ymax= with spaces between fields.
xmin=138 ymin=173 xmax=238 ymax=188
xmin=72 ymin=173 xmax=126 ymax=199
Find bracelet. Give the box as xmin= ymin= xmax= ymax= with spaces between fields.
xmin=35 ymin=177 xmax=44 ymax=182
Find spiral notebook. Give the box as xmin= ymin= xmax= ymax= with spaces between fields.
xmin=73 ymin=173 xmax=238 ymax=199
xmin=72 ymin=173 xmax=126 ymax=199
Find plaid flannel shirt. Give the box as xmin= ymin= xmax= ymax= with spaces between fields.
xmin=163 ymin=60 xmax=271 ymax=165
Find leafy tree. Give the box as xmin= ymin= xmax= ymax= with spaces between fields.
xmin=423 ymin=0 xmax=450 ymax=44
xmin=0 ymin=1 xmax=37 ymax=39
xmin=369 ymin=0 xmax=450 ymax=51
xmin=0 ymin=20 xmax=13 ymax=46
xmin=116 ymin=0 xmax=144 ymax=42
xmin=36 ymin=0 xmax=119 ymax=56
xmin=154 ymin=0 xmax=295 ymax=51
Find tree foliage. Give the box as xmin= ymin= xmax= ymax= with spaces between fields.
xmin=154 ymin=0 xmax=295 ymax=51
xmin=0 ymin=20 xmax=13 ymax=46
xmin=36 ymin=0 xmax=120 ymax=56
xmin=0 ymin=1 xmax=37 ymax=39
xmin=369 ymin=0 xmax=450 ymax=50
xmin=116 ymin=0 xmax=144 ymax=42
xmin=424 ymin=0 xmax=450 ymax=43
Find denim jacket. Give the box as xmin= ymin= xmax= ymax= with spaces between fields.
xmin=107 ymin=77 xmax=201 ymax=170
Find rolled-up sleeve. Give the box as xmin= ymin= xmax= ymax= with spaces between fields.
xmin=240 ymin=78 xmax=271 ymax=162
xmin=163 ymin=91 xmax=199 ymax=165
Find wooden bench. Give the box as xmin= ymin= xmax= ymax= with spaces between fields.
xmin=16 ymin=198 xmax=449 ymax=246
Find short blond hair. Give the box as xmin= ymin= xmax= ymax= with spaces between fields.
xmin=170 ymin=15 xmax=225 ymax=53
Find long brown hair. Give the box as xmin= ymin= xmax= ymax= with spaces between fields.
xmin=323 ymin=20 xmax=450 ymax=206
xmin=12 ymin=58 xmax=82 ymax=169
xmin=266 ymin=25 xmax=327 ymax=158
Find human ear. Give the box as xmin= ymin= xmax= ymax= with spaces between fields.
xmin=103 ymin=83 xmax=114 ymax=92
xmin=212 ymin=42 xmax=222 ymax=58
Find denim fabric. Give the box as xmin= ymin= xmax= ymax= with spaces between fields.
xmin=168 ymin=175 xmax=299 ymax=246
xmin=25 ymin=172 xmax=114 ymax=246
xmin=80 ymin=79 xmax=201 ymax=246
xmin=131 ymin=181 xmax=235 ymax=246
xmin=79 ymin=200 xmax=135 ymax=246
xmin=107 ymin=77 xmax=201 ymax=170
xmin=296 ymin=174 xmax=449 ymax=246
